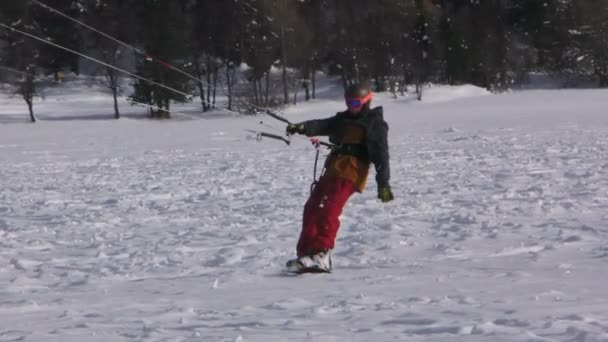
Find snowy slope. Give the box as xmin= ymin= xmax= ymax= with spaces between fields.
xmin=1 ymin=83 xmax=608 ymax=342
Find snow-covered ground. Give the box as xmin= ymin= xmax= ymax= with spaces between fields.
xmin=1 ymin=80 xmax=608 ymax=342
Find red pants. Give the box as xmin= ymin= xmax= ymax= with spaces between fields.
xmin=296 ymin=176 xmax=357 ymax=256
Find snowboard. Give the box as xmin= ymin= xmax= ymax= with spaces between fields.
xmin=284 ymin=260 xmax=331 ymax=275
xmin=283 ymin=266 xmax=331 ymax=275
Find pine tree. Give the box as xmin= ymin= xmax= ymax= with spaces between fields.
xmin=577 ymin=0 xmax=608 ymax=87
xmin=204 ymin=0 xmax=246 ymax=111
xmin=296 ymin=0 xmax=326 ymax=100
xmin=188 ymin=0 xmax=214 ymax=112
xmin=324 ymin=0 xmax=366 ymax=86
xmin=534 ymin=0 xmax=578 ymax=79
xmin=411 ymin=0 xmax=434 ymax=99
xmin=241 ymin=0 xmax=281 ymax=109
xmin=130 ymin=0 xmax=193 ymax=119
xmin=32 ymin=0 xmax=82 ymax=77
xmin=472 ymin=0 xmax=509 ymax=90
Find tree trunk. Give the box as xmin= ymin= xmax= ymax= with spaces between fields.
xmin=193 ymin=53 xmax=207 ymax=112
xmin=600 ymin=75 xmax=608 ymax=88
xmin=206 ymin=54 xmax=212 ymax=111
xmin=252 ymin=79 xmax=259 ymax=107
xmin=258 ymin=78 xmax=264 ymax=107
xmin=312 ymin=68 xmax=316 ymax=99
xmin=20 ymin=75 xmax=37 ymax=122
xmin=105 ymin=67 xmax=121 ymax=119
xmin=282 ymin=62 xmax=289 ymax=105
xmin=112 ymin=85 xmax=120 ymax=119
xmin=26 ymin=98 xmax=36 ymax=123
xmin=264 ymin=72 xmax=270 ymax=107
xmin=226 ymin=64 xmax=233 ymax=111
xmin=597 ymin=61 xmax=608 ymax=87
xmin=280 ymin=1 xmax=289 ymax=105
xmin=374 ymin=75 xmax=382 ymax=91
xmin=390 ymin=76 xmax=398 ymax=99
xmin=416 ymin=81 xmax=423 ymax=101
xmin=341 ymin=71 xmax=348 ymax=89
xmin=402 ymin=64 xmax=409 ymax=94
xmin=200 ymin=80 xmax=208 ymax=112
xmin=212 ymin=67 xmax=218 ymax=108
xmin=353 ymin=51 xmax=361 ymax=83
xmin=164 ymin=98 xmax=170 ymax=119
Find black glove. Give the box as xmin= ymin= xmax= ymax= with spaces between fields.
xmin=286 ymin=123 xmax=305 ymax=135
xmin=378 ymin=185 xmax=394 ymax=203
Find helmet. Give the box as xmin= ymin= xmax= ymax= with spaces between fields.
xmin=344 ymin=83 xmax=373 ymax=109
xmin=345 ymin=83 xmax=371 ymax=98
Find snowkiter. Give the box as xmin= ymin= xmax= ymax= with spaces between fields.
xmin=285 ymin=83 xmax=394 ymax=273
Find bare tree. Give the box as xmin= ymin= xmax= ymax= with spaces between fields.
xmin=86 ymin=0 xmax=135 ymax=119
xmin=0 ymin=1 xmax=45 ymax=122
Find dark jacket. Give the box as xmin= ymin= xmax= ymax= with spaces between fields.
xmin=301 ymin=106 xmax=390 ymax=190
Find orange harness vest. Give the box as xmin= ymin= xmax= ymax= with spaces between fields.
xmin=324 ymin=125 xmax=370 ymax=192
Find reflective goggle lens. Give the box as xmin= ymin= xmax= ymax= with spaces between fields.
xmin=346 ymin=98 xmax=363 ymax=107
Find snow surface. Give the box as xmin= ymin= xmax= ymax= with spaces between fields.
xmin=1 ymin=81 xmax=608 ymax=341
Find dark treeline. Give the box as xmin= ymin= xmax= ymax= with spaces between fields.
xmin=1 ymin=0 xmax=607 ymax=120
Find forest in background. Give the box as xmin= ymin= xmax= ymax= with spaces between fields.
xmin=1 ymin=0 xmax=607 ymax=120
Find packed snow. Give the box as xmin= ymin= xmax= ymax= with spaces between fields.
xmin=1 ymin=79 xmax=608 ymax=341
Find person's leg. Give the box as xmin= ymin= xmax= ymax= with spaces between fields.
xmin=296 ymin=178 xmax=327 ymax=256
xmin=296 ymin=176 xmax=357 ymax=256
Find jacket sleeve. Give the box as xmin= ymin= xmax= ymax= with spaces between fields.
xmin=301 ymin=115 xmax=337 ymax=137
xmin=368 ymin=110 xmax=391 ymax=188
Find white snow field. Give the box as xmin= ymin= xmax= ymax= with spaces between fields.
xmin=1 ymin=81 xmax=608 ymax=342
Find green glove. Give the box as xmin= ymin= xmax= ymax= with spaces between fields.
xmin=286 ymin=123 xmax=305 ymax=135
xmin=378 ymin=185 xmax=394 ymax=203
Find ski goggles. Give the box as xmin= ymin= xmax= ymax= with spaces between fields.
xmin=345 ymin=92 xmax=373 ymax=108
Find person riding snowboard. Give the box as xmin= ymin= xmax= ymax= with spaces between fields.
xmin=285 ymin=83 xmax=394 ymax=273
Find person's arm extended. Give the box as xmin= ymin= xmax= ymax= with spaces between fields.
xmin=286 ymin=115 xmax=337 ymax=137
